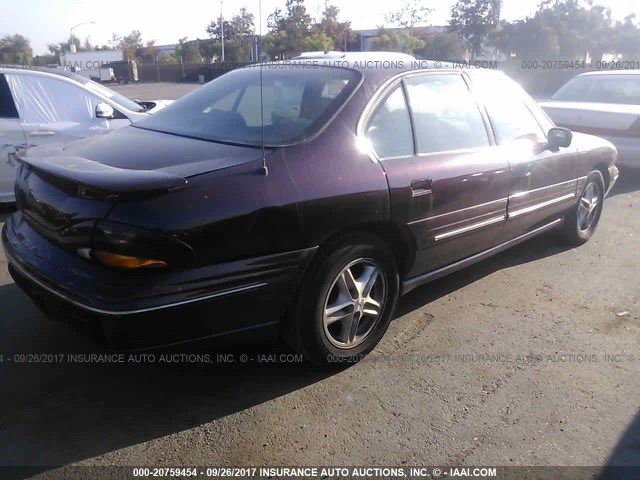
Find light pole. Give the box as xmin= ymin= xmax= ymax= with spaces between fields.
xmin=69 ymin=21 xmax=95 ymax=51
xmin=220 ymin=1 xmax=225 ymax=63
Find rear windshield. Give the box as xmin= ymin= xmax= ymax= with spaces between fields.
xmin=134 ymin=66 xmax=361 ymax=146
xmin=552 ymin=74 xmax=640 ymax=105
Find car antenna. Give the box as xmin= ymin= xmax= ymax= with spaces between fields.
xmin=259 ymin=0 xmax=268 ymax=176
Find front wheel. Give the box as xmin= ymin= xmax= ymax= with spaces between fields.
xmin=561 ymin=170 xmax=605 ymax=245
xmin=285 ymin=235 xmax=399 ymax=368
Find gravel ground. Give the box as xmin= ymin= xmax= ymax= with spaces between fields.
xmin=0 ymin=83 xmax=638 ymax=477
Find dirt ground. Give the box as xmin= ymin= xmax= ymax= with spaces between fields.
xmin=0 ymin=83 xmax=638 ymax=477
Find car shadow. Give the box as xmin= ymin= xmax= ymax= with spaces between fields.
xmin=395 ymin=230 xmax=567 ymax=318
xmin=599 ymin=410 xmax=640 ymax=479
xmin=0 ymin=228 xmax=572 ymax=474
xmin=0 ymin=288 xmax=330 ymax=474
xmin=609 ymin=167 xmax=640 ymax=198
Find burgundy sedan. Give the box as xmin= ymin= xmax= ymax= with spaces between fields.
xmin=2 ymin=60 xmax=618 ymax=366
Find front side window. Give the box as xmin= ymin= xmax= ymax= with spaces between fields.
xmin=472 ymin=71 xmax=551 ymax=144
xmin=405 ymin=74 xmax=490 ymax=154
xmin=135 ymin=66 xmax=361 ymax=147
xmin=365 ymin=85 xmax=414 ymax=159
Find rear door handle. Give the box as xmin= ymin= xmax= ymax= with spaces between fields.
xmin=30 ymin=130 xmax=55 ymax=137
xmin=411 ymin=178 xmax=433 ymax=197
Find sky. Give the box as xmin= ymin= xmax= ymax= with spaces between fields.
xmin=2 ymin=0 xmax=639 ymax=55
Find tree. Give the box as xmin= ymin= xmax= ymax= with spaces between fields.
xmin=449 ymin=0 xmax=501 ymax=59
xmin=371 ymin=0 xmax=431 ymax=56
xmin=416 ymin=32 xmax=467 ymax=60
xmin=611 ymin=14 xmax=640 ymax=60
xmin=496 ymin=0 xmax=624 ymax=61
xmin=118 ymin=30 xmax=144 ymax=60
xmin=138 ymin=40 xmax=159 ymax=64
xmin=47 ymin=34 xmax=86 ymax=57
xmin=303 ymin=32 xmax=334 ymax=52
xmin=206 ymin=7 xmax=255 ymax=62
xmin=312 ymin=2 xmax=354 ymax=51
xmin=0 ymin=34 xmax=33 ymax=64
xmin=385 ymin=0 xmax=433 ymax=28
xmin=175 ymin=37 xmax=203 ymax=63
xmin=371 ymin=28 xmax=425 ymax=55
xmin=264 ymin=0 xmax=313 ymax=58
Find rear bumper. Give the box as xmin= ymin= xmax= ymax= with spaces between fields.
xmin=3 ymin=212 xmax=317 ymax=349
xmin=603 ymin=136 xmax=640 ymax=168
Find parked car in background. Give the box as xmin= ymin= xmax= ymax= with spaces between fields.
xmin=2 ymin=61 xmax=618 ymax=367
xmin=0 ymin=66 xmax=172 ymax=203
xmin=540 ymin=70 xmax=640 ymax=168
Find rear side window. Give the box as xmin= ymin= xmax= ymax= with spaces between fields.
xmin=405 ymin=74 xmax=490 ymax=154
xmin=0 ymin=74 xmax=19 ymax=118
xmin=484 ymin=99 xmax=546 ymax=145
xmin=365 ymin=85 xmax=414 ymax=159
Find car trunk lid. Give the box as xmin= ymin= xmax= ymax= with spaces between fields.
xmin=14 ymin=126 xmax=271 ymax=248
xmin=540 ymin=101 xmax=640 ymax=137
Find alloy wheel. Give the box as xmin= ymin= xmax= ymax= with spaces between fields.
xmin=322 ymin=258 xmax=387 ymax=349
xmin=577 ymin=181 xmax=601 ymax=232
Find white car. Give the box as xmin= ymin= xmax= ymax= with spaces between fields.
xmin=540 ymin=70 xmax=640 ymax=169
xmin=0 ymin=66 xmax=172 ymax=203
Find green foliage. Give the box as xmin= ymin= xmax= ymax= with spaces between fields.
xmin=117 ymin=30 xmax=144 ymax=61
xmin=175 ymin=37 xmax=203 ymax=63
xmin=416 ymin=32 xmax=467 ymax=60
xmin=450 ymin=0 xmax=501 ymax=59
xmin=495 ymin=0 xmax=640 ymax=61
xmin=385 ymin=0 xmax=433 ymax=28
xmin=371 ymin=28 xmax=425 ymax=55
xmin=206 ymin=7 xmax=255 ymax=62
xmin=0 ymin=34 xmax=33 ymax=64
xmin=303 ymin=33 xmax=334 ymax=52
xmin=312 ymin=3 xmax=355 ymax=51
xmin=264 ymin=0 xmax=313 ymax=58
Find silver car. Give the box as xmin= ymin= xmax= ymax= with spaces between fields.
xmin=0 ymin=66 xmax=172 ymax=203
xmin=540 ymin=70 xmax=640 ymax=169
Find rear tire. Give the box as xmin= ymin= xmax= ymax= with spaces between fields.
xmin=284 ymin=234 xmax=399 ymax=368
xmin=561 ymin=170 xmax=605 ymax=245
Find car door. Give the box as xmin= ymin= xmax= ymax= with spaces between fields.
xmin=363 ymin=72 xmax=511 ymax=279
xmin=4 ymin=73 xmax=116 ymax=149
xmin=0 ymin=73 xmax=26 ymax=202
xmin=471 ymin=72 xmax=580 ymax=239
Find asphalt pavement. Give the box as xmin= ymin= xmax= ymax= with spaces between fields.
xmin=0 ymin=83 xmax=638 ymax=477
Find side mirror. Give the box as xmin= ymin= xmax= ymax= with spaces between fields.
xmin=547 ymin=127 xmax=572 ymax=150
xmin=96 ymin=102 xmax=114 ymax=119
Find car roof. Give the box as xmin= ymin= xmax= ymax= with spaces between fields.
xmin=293 ymin=51 xmax=417 ymax=62
xmin=249 ymin=58 xmax=491 ymax=79
xmin=0 ymin=65 xmax=88 ymax=83
xmin=579 ymin=70 xmax=640 ymax=76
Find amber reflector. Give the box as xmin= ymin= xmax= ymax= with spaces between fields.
xmin=92 ymin=251 xmax=167 ymax=269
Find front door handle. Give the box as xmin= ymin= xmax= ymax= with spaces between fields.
xmin=411 ymin=178 xmax=433 ymax=197
xmin=30 ymin=130 xmax=55 ymax=137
